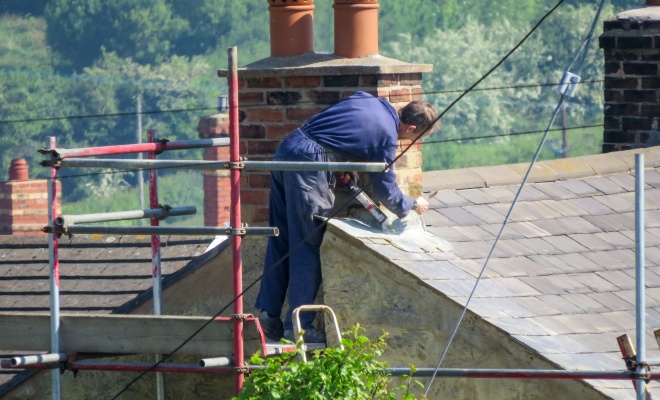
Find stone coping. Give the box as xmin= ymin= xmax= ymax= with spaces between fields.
xmin=422 ymin=147 xmax=660 ymax=192
xmin=218 ymin=52 xmax=433 ymax=78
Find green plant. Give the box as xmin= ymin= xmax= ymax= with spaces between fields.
xmin=235 ymin=325 xmax=424 ymax=400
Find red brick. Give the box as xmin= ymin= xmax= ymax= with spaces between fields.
xmin=241 ymin=189 xmax=268 ymax=205
xmin=246 ymin=107 xmax=284 ymax=123
xmin=239 ymin=91 xmax=265 ymax=104
xmin=266 ymin=91 xmax=302 ymax=106
xmin=240 ymin=124 xmax=266 ymax=139
xmin=267 ymin=124 xmax=298 ymax=139
xmin=248 ymin=173 xmax=272 ymax=189
xmin=400 ymin=73 xmax=423 ymax=85
xmin=252 ymin=206 xmax=270 ymax=223
xmin=246 ymin=77 xmax=282 ymax=89
xmin=323 ymin=75 xmax=360 ymax=87
xmin=247 ymin=140 xmax=281 ymax=155
xmin=286 ymin=76 xmax=321 ymax=88
xmin=286 ymin=107 xmax=322 ymax=122
xmin=204 ymin=146 xmax=230 ymax=161
xmin=309 ymin=90 xmax=340 ymax=105
xmin=390 ymin=88 xmax=412 ymax=103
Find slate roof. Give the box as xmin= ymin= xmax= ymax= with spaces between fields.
xmin=0 ymin=234 xmax=218 ymax=391
xmin=334 ymin=146 xmax=660 ymax=399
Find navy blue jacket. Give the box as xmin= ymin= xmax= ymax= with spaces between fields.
xmin=302 ymin=91 xmax=413 ymax=217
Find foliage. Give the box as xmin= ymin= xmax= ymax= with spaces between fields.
xmin=382 ymin=2 xmax=614 ymax=171
xmin=236 ymin=325 xmax=424 ymax=400
xmin=0 ymin=15 xmax=72 ymax=180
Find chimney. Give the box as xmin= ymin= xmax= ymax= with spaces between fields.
xmin=0 ymin=159 xmax=61 ymax=235
xmin=268 ymin=0 xmax=315 ymax=57
xmin=197 ymin=113 xmax=231 ymax=227
xmin=334 ymin=0 xmax=379 ymax=58
xmin=599 ymin=1 xmax=660 ymax=152
xmin=218 ymin=0 xmax=432 ymax=225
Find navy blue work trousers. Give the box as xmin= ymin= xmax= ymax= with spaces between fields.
xmin=255 ymin=129 xmax=335 ymax=331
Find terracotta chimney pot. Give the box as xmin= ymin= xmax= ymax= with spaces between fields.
xmin=333 ymin=0 xmax=379 ymax=58
xmin=647 ymin=0 xmax=660 ymax=5
xmin=268 ymin=0 xmax=315 ymax=57
xmin=8 ymin=158 xmax=28 ymax=181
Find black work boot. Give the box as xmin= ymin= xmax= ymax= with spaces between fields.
xmin=283 ymin=327 xmax=326 ymax=344
xmin=258 ymin=311 xmax=284 ymax=342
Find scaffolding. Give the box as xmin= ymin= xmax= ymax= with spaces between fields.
xmin=1 ymin=47 xmax=657 ymax=400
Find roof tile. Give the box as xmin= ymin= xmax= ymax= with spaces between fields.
xmin=437 ymin=207 xmax=484 ymax=226
xmin=541 ymin=236 xmax=589 ymax=254
xmin=463 ymin=205 xmax=506 ymax=224
xmin=555 ymin=180 xmax=603 ymax=197
xmin=596 ymin=270 xmax=636 ymax=290
xmin=569 ymin=197 xmax=614 ymax=216
xmin=509 ymin=296 xmax=561 ymax=316
xmin=431 ymin=191 xmax=474 ymax=208
xmin=586 ymin=292 xmax=634 ymax=312
xmin=568 ymin=233 xmax=616 ymax=251
xmin=593 ymin=193 xmax=636 ymax=213
xmin=540 ymin=199 xmax=590 ymax=217
xmin=533 ymin=217 xmax=601 ymax=235
xmin=533 ymin=182 xmax=579 ymax=200
xmin=506 ymin=163 xmax=559 ymax=183
xmin=457 ymin=188 xmax=499 ymax=205
xmin=583 ymin=213 xmax=636 ymax=232
xmin=593 ymin=231 xmax=635 ymax=249
xmin=583 ymin=176 xmax=628 ymax=195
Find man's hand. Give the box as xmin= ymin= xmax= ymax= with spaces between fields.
xmin=413 ymin=196 xmax=429 ymax=215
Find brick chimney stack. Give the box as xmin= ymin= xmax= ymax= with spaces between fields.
xmin=599 ymin=1 xmax=660 ymax=152
xmin=217 ymin=0 xmax=432 ymax=225
xmin=197 ymin=113 xmax=231 ymax=227
xmin=0 ymin=159 xmax=61 ymax=235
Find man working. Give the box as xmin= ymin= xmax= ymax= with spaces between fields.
xmin=256 ymin=91 xmax=436 ymax=343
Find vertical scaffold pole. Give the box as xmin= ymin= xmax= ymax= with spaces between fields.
xmin=148 ymin=129 xmax=165 ymax=400
xmin=635 ymin=153 xmax=646 ymax=400
xmin=228 ymin=46 xmax=245 ymax=394
xmin=48 ymin=137 xmax=62 ymax=400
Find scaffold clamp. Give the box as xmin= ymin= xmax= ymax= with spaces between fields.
xmin=226 ymin=161 xmax=245 ymax=170
xmin=154 ymin=138 xmax=170 ymax=155
xmin=39 ymin=159 xmax=62 ymax=168
xmin=232 ymin=313 xmax=252 ymax=321
xmin=157 ymin=204 xmax=173 ymax=220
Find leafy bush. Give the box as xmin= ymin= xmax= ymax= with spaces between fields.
xmin=235 ymin=325 xmax=424 ymax=400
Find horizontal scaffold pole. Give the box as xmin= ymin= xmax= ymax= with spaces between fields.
xmin=54 ymin=225 xmax=278 ymax=237
xmin=8 ymin=353 xmax=68 ymax=368
xmin=383 ymin=368 xmax=658 ymax=380
xmin=43 ymin=158 xmax=388 ymax=173
xmin=44 ymin=138 xmax=230 ymax=159
xmin=56 ymin=206 xmax=196 ymax=226
xmin=199 ymin=356 xmax=234 ymax=368
xmin=4 ymin=360 xmax=235 ymax=375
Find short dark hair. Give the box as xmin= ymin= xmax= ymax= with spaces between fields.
xmin=399 ymin=101 xmax=437 ymax=135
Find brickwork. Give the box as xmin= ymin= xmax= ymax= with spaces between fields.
xmin=237 ymin=72 xmax=426 ymax=224
xmin=197 ymin=113 xmax=231 ymax=227
xmin=0 ymin=159 xmax=61 ymax=235
xmin=599 ymin=8 xmax=660 ymax=152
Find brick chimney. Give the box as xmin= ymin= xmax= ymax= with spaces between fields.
xmin=197 ymin=113 xmax=231 ymax=227
xmin=0 ymin=159 xmax=61 ymax=235
xmin=217 ymin=0 xmax=432 ymax=225
xmin=599 ymin=2 xmax=660 ymax=152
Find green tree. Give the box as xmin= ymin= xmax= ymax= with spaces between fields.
xmin=0 ymin=15 xmax=72 ymax=180
xmin=44 ymin=0 xmax=188 ymax=70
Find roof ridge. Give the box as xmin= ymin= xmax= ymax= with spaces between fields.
xmin=422 ymin=146 xmax=660 ymax=191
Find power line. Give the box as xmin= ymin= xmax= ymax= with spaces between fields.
xmin=0 ymin=80 xmax=603 ymax=126
xmin=5 ymin=123 xmax=602 ymax=184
